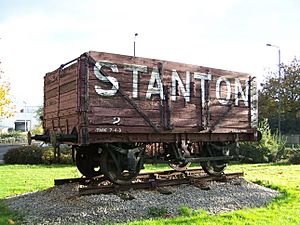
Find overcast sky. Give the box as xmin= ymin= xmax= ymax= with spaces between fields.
xmin=0 ymin=0 xmax=300 ymax=108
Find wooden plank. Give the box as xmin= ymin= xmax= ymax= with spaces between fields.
xmin=89 ymin=116 xmax=151 ymax=127
xmin=44 ymin=108 xmax=78 ymax=119
xmin=44 ymin=104 xmax=58 ymax=114
xmin=89 ymin=51 xmax=250 ymax=78
xmin=88 ymin=125 xmax=201 ymax=134
xmin=59 ymin=90 xmax=77 ymax=103
xmin=91 ymin=107 xmax=161 ymax=121
xmin=45 ymin=87 xmax=58 ymax=99
xmin=45 ymin=97 xmax=58 ymax=107
xmin=89 ymin=95 xmax=164 ymax=111
xmin=58 ymin=108 xmax=78 ymax=117
xmin=59 ymin=80 xmax=77 ymax=94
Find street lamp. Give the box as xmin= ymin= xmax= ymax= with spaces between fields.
xmin=134 ymin=33 xmax=138 ymax=58
xmin=266 ymin=43 xmax=281 ymax=136
xmin=23 ymin=101 xmax=27 ymax=132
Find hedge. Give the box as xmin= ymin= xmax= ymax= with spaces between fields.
xmin=3 ymin=145 xmax=73 ymax=164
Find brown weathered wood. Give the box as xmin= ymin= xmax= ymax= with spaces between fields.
xmin=43 ymin=51 xmax=258 ymax=144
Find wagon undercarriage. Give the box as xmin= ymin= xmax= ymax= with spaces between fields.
xmin=70 ymin=139 xmax=238 ymax=184
xmin=72 ymin=140 xmax=237 ymax=184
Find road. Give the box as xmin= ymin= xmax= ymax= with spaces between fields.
xmin=0 ymin=144 xmax=22 ymax=164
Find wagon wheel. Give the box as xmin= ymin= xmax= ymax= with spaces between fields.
xmin=76 ymin=145 xmax=102 ymax=178
xmin=168 ymin=142 xmax=191 ymax=171
xmin=169 ymin=162 xmax=191 ymax=171
xmin=200 ymin=142 xmax=230 ymax=176
xmin=100 ymin=144 xmax=145 ymax=184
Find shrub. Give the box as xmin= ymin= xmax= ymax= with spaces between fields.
xmin=0 ymin=131 xmax=27 ymax=143
xmin=239 ymin=118 xmax=286 ymax=163
xmin=3 ymin=146 xmax=44 ymax=164
xmin=30 ymin=125 xmax=43 ymax=135
xmin=239 ymin=143 xmax=269 ymax=163
xmin=3 ymin=145 xmax=73 ymax=164
xmin=178 ymin=205 xmax=203 ymax=217
xmin=0 ymin=131 xmax=24 ymax=139
xmin=148 ymin=207 xmax=168 ymax=217
xmin=288 ymin=152 xmax=300 ymax=164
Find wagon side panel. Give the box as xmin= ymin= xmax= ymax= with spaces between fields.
xmin=85 ymin=52 xmax=256 ymax=143
xmin=43 ymin=62 xmax=79 ymax=138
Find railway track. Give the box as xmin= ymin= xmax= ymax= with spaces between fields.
xmin=54 ymin=168 xmax=244 ymax=196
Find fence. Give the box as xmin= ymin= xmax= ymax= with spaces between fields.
xmin=285 ymin=134 xmax=300 ymax=145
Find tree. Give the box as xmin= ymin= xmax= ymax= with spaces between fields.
xmin=259 ymin=57 xmax=300 ymax=134
xmin=30 ymin=106 xmax=43 ymax=135
xmin=34 ymin=106 xmax=43 ymax=124
xmin=0 ymin=61 xmax=14 ymax=119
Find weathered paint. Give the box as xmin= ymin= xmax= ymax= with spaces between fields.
xmin=95 ymin=127 xmax=122 ymax=132
xmin=93 ymin=60 xmax=251 ymax=107
xmin=146 ymin=66 xmax=164 ymax=100
xmin=194 ymin=72 xmax=211 ymax=107
xmin=123 ymin=63 xmax=147 ymax=98
xmin=235 ymin=78 xmax=249 ymax=106
xmin=215 ymin=76 xmax=231 ymax=105
xmin=171 ymin=70 xmax=191 ymax=102
xmin=112 ymin=117 xmax=121 ymax=125
xmin=94 ymin=61 xmax=119 ymax=97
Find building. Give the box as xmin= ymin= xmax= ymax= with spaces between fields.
xmin=0 ymin=105 xmax=40 ymax=133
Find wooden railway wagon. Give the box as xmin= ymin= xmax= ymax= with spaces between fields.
xmin=31 ymin=51 xmax=260 ymax=184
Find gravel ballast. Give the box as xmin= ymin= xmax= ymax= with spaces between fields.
xmin=4 ymin=178 xmax=280 ymax=224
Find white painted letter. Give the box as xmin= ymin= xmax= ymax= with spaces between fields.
xmin=216 ymin=76 xmax=231 ymax=105
xmin=235 ymin=78 xmax=249 ymax=106
xmin=171 ymin=70 xmax=191 ymax=102
xmin=94 ymin=61 xmax=119 ymax=97
xmin=124 ymin=64 xmax=147 ymax=98
xmin=146 ymin=67 xmax=164 ymax=100
xmin=194 ymin=72 xmax=212 ymax=106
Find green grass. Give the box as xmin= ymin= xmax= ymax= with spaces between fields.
xmin=0 ymin=165 xmax=81 ymax=198
xmin=0 ymin=163 xmax=299 ymax=225
xmin=0 ymin=165 xmax=81 ymax=225
xmin=129 ymin=163 xmax=300 ymax=225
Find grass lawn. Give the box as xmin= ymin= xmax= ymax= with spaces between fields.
xmin=0 ymin=163 xmax=299 ymax=225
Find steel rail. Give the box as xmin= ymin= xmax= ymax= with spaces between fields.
xmin=54 ymin=167 xmax=205 ymax=186
xmin=54 ymin=168 xmax=243 ymax=196
xmin=78 ymin=171 xmax=244 ymax=196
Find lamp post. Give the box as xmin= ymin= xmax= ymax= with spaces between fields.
xmin=134 ymin=33 xmax=138 ymax=58
xmin=23 ymin=101 xmax=27 ymax=132
xmin=266 ymin=43 xmax=281 ymax=136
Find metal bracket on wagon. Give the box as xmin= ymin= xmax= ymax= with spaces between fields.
xmin=28 ymin=128 xmax=78 ymax=145
xmin=28 ymin=130 xmax=51 ymax=145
